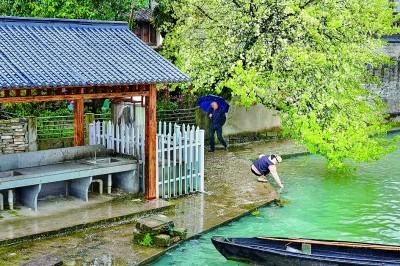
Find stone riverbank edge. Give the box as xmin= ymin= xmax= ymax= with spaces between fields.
xmin=138 ymin=152 xmax=309 ymax=264
xmin=138 ymin=199 xmax=280 ymax=265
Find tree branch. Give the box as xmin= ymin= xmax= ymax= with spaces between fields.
xmin=231 ymin=0 xmax=242 ymax=9
xmin=280 ymin=0 xmax=318 ymax=21
xmin=194 ymin=5 xmax=215 ymax=21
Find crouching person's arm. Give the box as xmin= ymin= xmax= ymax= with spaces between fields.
xmin=269 ymin=165 xmax=284 ymax=189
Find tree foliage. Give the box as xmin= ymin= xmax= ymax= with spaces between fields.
xmin=158 ymin=0 xmax=400 ymax=167
xmin=0 ymin=0 xmax=141 ymax=20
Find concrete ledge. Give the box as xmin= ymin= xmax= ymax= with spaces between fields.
xmin=0 ymin=198 xmax=173 ymax=246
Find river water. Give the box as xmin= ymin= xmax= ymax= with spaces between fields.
xmin=153 ymin=138 xmax=400 ymax=265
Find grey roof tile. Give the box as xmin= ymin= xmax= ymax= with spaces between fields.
xmin=135 ymin=8 xmax=153 ymax=22
xmin=0 ymin=16 xmax=190 ymax=89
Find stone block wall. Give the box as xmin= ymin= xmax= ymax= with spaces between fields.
xmin=0 ymin=117 xmax=36 ymax=154
xmin=368 ymin=43 xmax=400 ymax=120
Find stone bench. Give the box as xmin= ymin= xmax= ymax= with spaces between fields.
xmin=0 ymin=145 xmax=138 ymax=211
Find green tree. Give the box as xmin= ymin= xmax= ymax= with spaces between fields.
xmin=0 ymin=0 xmax=138 ymax=21
xmin=159 ymin=0 xmax=399 ymax=167
xmin=153 ymin=0 xmax=179 ymax=36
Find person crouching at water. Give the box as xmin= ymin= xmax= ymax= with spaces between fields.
xmin=251 ymin=154 xmax=284 ymax=190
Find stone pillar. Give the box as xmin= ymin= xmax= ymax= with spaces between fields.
xmin=27 ymin=116 xmax=38 ymax=152
xmin=17 ymin=184 xmax=42 ymax=211
xmin=84 ymin=113 xmax=95 ymax=145
xmin=69 ymin=176 xmax=93 ymax=202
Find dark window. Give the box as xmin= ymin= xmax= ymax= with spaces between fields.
xmin=135 ymin=22 xmax=149 ymax=43
xmin=135 ymin=22 xmax=157 ymax=46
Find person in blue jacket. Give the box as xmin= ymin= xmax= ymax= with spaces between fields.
xmin=208 ymin=101 xmax=228 ymax=152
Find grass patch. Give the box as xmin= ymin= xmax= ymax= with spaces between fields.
xmin=275 ymin=198 xmax=290 ymax=207
xmin=7 ymin=210 xmax=19 ymax=217
xmin=139 ymin=233 xmax=153 ymax=247
xmin=250 ymin=209 xmax=261 ymax=217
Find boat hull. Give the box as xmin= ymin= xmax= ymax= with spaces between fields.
xmin=211 ymin=237 xmax=400 ymax=266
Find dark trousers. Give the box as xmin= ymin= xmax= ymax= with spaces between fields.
xmin=209 ymin=126 xmax=227 ymax=151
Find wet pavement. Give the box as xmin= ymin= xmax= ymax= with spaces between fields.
xmin=0 ymin=139 xmax=305 ymax=265
xmin=0 ymin=194 xmax=171 ymax=244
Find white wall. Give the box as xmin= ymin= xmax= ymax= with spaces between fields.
xmin=223 ymin=104 xmax=281 ymax=136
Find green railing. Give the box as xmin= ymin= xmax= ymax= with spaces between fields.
xmin=157 ymin=107 xmax=198 ymax=125
xmin=37 ymin=113 xmax=111 ymax=140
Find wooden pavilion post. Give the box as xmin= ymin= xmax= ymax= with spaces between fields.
xmin=74 ymin=98 xmax=85 ymax=146
xmin=145 ymin=84 xmax=157 ymax=200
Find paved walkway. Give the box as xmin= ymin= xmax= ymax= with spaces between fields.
xmin=0 ymin=194 xmax=171 ymax=244
xmin=0 ymin=140 xmax=305 ymax=265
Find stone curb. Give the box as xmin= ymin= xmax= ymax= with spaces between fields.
xmin=0 ymin=203 xmax=173 ymax=247
xmin=389 ymin=127 xmax=400 ymax=134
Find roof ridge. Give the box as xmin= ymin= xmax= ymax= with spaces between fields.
xmin=0 ymin=16 xmax=128 ymax=27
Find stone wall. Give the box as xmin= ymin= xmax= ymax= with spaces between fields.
xmin=368 ymin=43 xmax=400 ymax=120
xmin=223 ymin=104 xmax=281 ymax=136
xmin=0 ymin=118 xmax=29 ymax=154
xmin=196 ymin=104 xmax=282 ymax=144
xmin=0 ymin=117 xmax=37 ymax=154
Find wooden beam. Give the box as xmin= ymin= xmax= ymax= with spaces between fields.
xmin=0 ymin=91 xmax=149 ymax=103
xmin=145 ymin=84 xmax=157 ymax=200
xmin=73 ymin=98 xmax=85 ymax=146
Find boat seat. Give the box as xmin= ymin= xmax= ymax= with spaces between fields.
xmin=285 ymin=243 xmax=312 ymax=254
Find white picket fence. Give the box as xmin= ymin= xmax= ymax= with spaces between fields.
xmin=89 ymin=120 xmax=205 ymax=198
xmin=89 ymin=120 xmax=146 ymax=192
xmin=89 ymin=120 xmax=145 ymax=158
xmin=156 ymin=122 xmax=205 ymax=198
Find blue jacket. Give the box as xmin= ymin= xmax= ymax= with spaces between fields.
xmin=253 ymin=155 xmax=273 ymax=176
xmin=209 ymin=108 xmax=226 ymax=128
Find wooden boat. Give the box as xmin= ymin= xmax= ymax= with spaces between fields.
xmin=211 ymin=236 xmax=400 ymax=265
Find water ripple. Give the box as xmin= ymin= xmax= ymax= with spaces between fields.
xmin=154 ymin=145 xmax=400 ymax=265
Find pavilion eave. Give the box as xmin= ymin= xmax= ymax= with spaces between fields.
xmin=0 ymin=84 xmax=150 ymax=103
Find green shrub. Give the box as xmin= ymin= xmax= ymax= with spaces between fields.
xmin=139 ymin=233 xmax=153 ymax=247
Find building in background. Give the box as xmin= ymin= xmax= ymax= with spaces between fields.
xmin=370 ymin=1 xmax=400 ymax=121
xmin=133 ymin=0 xmax=163 ymax=48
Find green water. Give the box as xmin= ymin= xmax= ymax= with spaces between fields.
xmin=154 ymin=142 xmax=400 ymax=265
